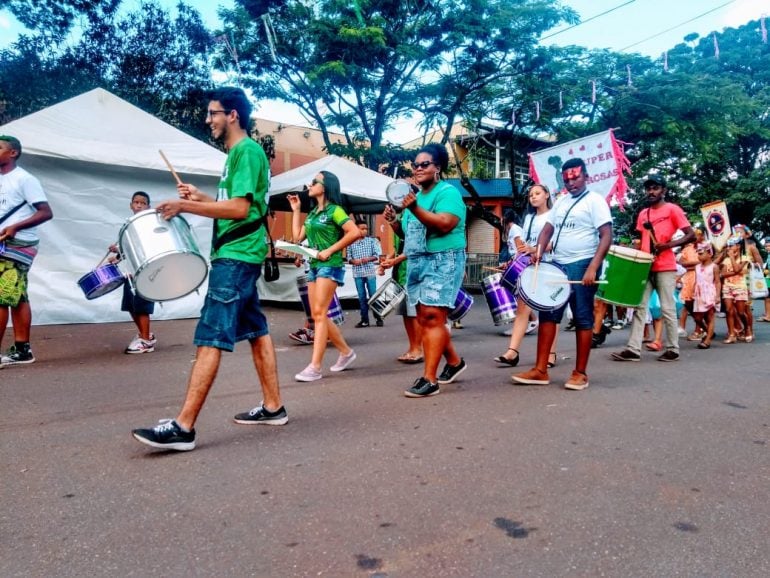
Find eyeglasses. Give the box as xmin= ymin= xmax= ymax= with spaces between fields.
xmin=411 ymin=160 xmax=434 ymax=170
xmin=206 ymin=109 xmax=231 ymax=118
xmin=310 ymin=178 xmax=324 ymax=187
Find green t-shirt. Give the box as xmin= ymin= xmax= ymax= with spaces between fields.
xmin=402 ymin=180 xmax=467 ymax=253
xmin=213 ymin=138 xmax=270 ymax=264
xmin=304 ymin=203 xmax=350 ymax=268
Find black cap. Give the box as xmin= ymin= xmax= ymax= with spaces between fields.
xmin=643 ymin=174 xmax=666 ymax=188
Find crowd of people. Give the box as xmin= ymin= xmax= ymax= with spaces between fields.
xmin=2 ymin=87 xmax=768 ymax=454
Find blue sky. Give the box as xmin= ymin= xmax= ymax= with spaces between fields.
xmin=1 ymin=0 xmax=766 ymax=141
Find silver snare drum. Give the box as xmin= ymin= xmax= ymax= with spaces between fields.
xmin=368 ymin=278 xmax=406 ymax=319
xmin=118 ymin=209 xmax=208 ymax=302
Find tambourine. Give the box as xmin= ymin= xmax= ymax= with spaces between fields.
xmin=385 ymin=180 xmax=413 ymax=208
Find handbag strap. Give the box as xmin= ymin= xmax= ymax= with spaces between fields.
xmin=551 ymin=190 xmax=589 ymax=253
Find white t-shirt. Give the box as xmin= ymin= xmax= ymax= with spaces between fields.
xmin=521 ymin=210 xmax=551 ymax=247
xmin=507 ymin=223 xmax=524 ymax=255
xmin=0 ymin=166 xmax=48 ymax=243
xmin=547 ymin=189 xmax=611 ymax=264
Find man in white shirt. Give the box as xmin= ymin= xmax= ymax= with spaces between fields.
xmin=512 ymin=158 xmax=612 ymax=390
xmin=0 ymin=135 xmax=54 ymax=367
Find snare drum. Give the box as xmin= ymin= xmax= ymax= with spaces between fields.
xmin=515 ymin=262 xmax=570 ymax=312
xmin=76 ymin=263 xmax=125 ymax=300
xmin=448 ymin=288 xmax=473 ymax=321
xmin=501 ymin=254 xmax=531 ymax=294
xmin=481 ymin=273 xmax=517 ymax=325
xmin=296 ymin=275 xmax=344 ymax=325
xmin=118 ymin=209 xmax=207 ymax=302
xmin=368 ymin=278 xmax=406 ymax=319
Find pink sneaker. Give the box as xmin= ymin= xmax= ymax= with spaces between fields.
xmin=330 ymin=349 xmax=356 ymax=372
xmin=295 ymin=365 xmax=322 ymax=382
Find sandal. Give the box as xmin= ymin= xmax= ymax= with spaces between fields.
xmin=493 ymin=348 xmax=519 ymax=367
xmin=645 ymin=341 xmax=662 ymax=352
xmin=548 ymin=351 xmax=557 ymax=369
xmin=398 ymin=353 xmax=424 ymax=364
xmin=697 ymin=341 xmax=711 ymax=349
xmin=745 ymin=334 xmax=754 ymax=343
xmin=723 ymin=334 xmax=737 ymax=344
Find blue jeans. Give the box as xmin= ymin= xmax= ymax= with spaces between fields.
xmin=193 ymin=259 xmax=269 ymax=351
xmin=407 ymin=249 xmax=466 ymax=309
xmin=354 ymin=276 xmax=379 ymax=322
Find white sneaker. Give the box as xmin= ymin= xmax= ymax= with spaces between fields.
xmin=125 ymin=338 xmax=154 ymax=354
xmin=677 ymin=327 xmax=687 ymax=337
xmin=525 ymin=321 xmax=539 ymax=335
xmin=295 ymin=365 xmax=323 ymax=382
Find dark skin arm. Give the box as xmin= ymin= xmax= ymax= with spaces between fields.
xmin=401 ymin=191 xmax=460 ymax=234
xmin=0 ymin=201 xmax=54 ymax=242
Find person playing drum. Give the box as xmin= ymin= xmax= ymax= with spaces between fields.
xmin=132 ymin=87 xmax=288 ymax=452
xmin=108 ymin=191 xmax=157 ymax=354
xmin=611 ymin=174 xmax=694 ymax=363
xmin=0 ymin=135 xmax=54 ymax=367
xmin=512 ymin=158 xmax=612 ymax=391
xmin=384 ymin=143 xmax=468 ymax=397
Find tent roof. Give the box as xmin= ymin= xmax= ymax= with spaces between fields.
xmin=269 ymin=155 xmax=394 ymax=214
xmin=0 ymin=87 xmax=225 ymax=176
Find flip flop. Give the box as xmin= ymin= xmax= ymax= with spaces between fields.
xmin=397 ymin=354 xmax=423 ymax=364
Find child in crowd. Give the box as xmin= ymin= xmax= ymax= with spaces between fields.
xmin=719 ymin=238 xmax=751 ymax=343
xmin=692 ymin=242 xmax=720 ymax=349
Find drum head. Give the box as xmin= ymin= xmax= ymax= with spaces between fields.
xmin=385 ymin=180 xmax=412 ymax=208
xmin=516 ymin=262 xmax=569 ymax=311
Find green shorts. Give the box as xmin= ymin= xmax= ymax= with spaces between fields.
xmin=0 ymin=257 xmax=30 ymax=307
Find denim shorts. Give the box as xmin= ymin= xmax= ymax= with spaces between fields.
xmin=407 ymin=249 xmax=466 ymax=309
xmin=307 ymin=265 xmax=345 ymax=286
xmin=539 ymin=258 xmax=599 ymax=330
xmin=194 ymin=259 xmax=269 ymax=351
xmin=121 ymin=282 xmax=155 ymax=315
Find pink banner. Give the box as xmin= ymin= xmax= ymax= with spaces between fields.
xmin=528 ymin=129 xmax=632 ymax=207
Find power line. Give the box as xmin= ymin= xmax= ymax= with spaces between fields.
xmin=541 ymin=1 xmax=637 ymax=41
xmin=618 ymin=0 xmax=740 ymax=52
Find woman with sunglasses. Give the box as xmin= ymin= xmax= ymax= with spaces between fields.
xmin=288 ymin=172 xmax=361 ymax=381
xmin=383 ymin=144 xmax=467 ymax=397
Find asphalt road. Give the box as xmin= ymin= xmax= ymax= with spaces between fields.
xmin=2 ymin=301 xmax=769 ymax=577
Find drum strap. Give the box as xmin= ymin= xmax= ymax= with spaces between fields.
xmin=0 ymin=202 xmax=28 ymax=227
xmin=551 ymin=190 xmax=589 ymax=253
xmin=212 ymin=213 xmax=269 ymax=251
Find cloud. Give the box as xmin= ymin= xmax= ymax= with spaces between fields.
xmin=0 ymin=14 xmax=11 ymax=30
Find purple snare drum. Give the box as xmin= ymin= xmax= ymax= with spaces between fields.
xmin=296 ymin=275 xmax=344 ymax=326
xmin=448 ymin=288 xmax=473 ymax=321
xmin=481 ymin=273 xmax=517 ymax=325
xmin=501 ymin=254 xmax=531 ymax=294
xmin=77 ymin=263 xmax=126 ymax=300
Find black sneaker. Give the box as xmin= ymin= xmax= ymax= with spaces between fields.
xmin=404 ymin=377 xmax=440 ymax=398
xmin=564 ymin=320 xmax=576 ymax=331
xmin=375 ymin=318 xmax=384 ymax=327
xmin=132 ymin=419 xmax=195 ymax=451
xmin=233 ymin=404 xmax=288 ymax=425
xmin=657 ymin=350 xmax=680 ymax=362
xmin=1 ymin=345 xmax=35 ymax=366
xmin=610 ymin=349 xmax=641 ymax=362
xmin=437 ymin=358 xmax=467 ymax=385
xmin=355 ymin=320 xmax=370 ymax=328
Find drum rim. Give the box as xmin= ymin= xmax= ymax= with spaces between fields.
xmin=608 ymin=245 xmax=654 ymax=262
xmin=516 ymin=262 xmax=569 ymax=310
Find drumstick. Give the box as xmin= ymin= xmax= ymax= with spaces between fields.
xmin=532 ymin=246 xmax=541 ymax=292
xmin=546 ymin=280 xmax=609 ymax=285
xmin=95 ymin=249 xmax=113 ymax=268
xmin=483 ymin=266 xmax=505 ymax=272
xmin=158 ymin=149 xmax=183 ymax=186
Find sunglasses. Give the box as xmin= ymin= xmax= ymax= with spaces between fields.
xmin=310 ymin=178 xmax=324 ymax=186
xmin=411 ymin=160 xmax=434 ymax=170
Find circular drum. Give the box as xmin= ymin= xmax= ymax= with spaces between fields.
xmin=501 ymin=254 xmax=531 ymax=294
xmin=481 ymin=273 xmax=517 ymax=325
xmin=596 ymin=245 xmax=654 ymax=308
xmin=515 ymin=262 xmax=570 ymax=312
xmin=368 ymin=278 xmax=406 ymax=319
xmin=76 ymin=263 xmax=125 ymax=300
xmin=448 ymin=288 xmax=473 ymax=321
xmin=385 ymin=180 xmax=412 ymax=208
xmin=118 ymin=210 xmax=208 ymax=302
xmin=296 ymin=274 xmax=344 ymax=326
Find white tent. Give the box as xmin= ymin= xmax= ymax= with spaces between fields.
xmin=0 ymin=88 xmax=224 ymax=325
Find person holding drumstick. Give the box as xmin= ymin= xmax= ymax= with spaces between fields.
xmin=512 ymin=158 xmax=612 ymax=390
xmin=287 ymin=171 xmax=360 ymax=382
xmin=384 ymin=143 xmax=467 ymax=397
xmin=493 ymin=183 xmax=558 ymax=368
xmin=108 ymin=191 xmax=157 ymax=354
xmin=132 ymin=87 xmax=287 ymax=452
